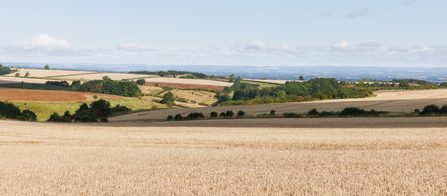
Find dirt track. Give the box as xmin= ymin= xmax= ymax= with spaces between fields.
xmin=110 ymin=89 xmax=447 ymax=121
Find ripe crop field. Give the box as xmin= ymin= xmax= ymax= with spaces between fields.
xmin=4 ymin=68 xmax=93 ymax=78
xmin=55 ymin=73 xmax=158 ymax=81
xmin=110 ymin=89 xmax=447 ymax=121
xmin=1 ymin=118 xmax=447 ymax=195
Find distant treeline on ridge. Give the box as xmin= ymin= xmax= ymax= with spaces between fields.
xmin=129 ymin=70 xmax=207 ymax=79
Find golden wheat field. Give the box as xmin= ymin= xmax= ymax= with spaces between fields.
xmin=1 ymin=117 xmax=447 ymax=195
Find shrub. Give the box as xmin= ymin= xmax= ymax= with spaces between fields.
xmin=15 ymin=73 xmax=20 ymax=77
xmin=237 ymin=110 xmax=245 ymax=117
xmin=283 ymin=113 xmax=300 ymax=118
xmin=136 ymin=79 xmax=146 ymax=85
xmin=307 ymin=108 xmax=319 ymax=116
xmin=161 ymin=92 xmax=175 ymax=104
xmin=340 ymin=107 xmax=367 ymax=116
xmin=80 ymin=115 xmax=97 ymax=123
xmin=20 ymin=109 xmax=37 ymax=121
xmin=152 ymin=105 xmax=158 ymax=110
xmin=225 ymin=110 xmax=234 ymax=117
xmin=45 ymin=81 xmax=70 ymax=87
xmin=47 ymin=112 xmax=71 ymax=122
xmin=414 ymin=109 xmax=420 ymax=114
xmin=93 ymin=95 xmax=98 ymax=99
xmin=112 ymin=104 xmax=131 ymax=112
xmin=0 ymin=101 xmax=21 ymax=119
xmin=219 ymin=112 xmax=226 ymax=117
xmin=174 ymin=114 xmax=183 ymax=121
xmin=100 ymin=117 xmax=108 ymax=122
xmin=210 ymin=111 xmax=218 ymax=117
xmin=420 ymin=104 xmax=440 ymax=115
xmin=167 ymin=115 xmax=173 ymax=120
xmin=439 ymin=105 xmax=447 ymax=114
xmin=187 ymin=112 xmax=205 ymax=120
xmin=270 ymin=110 xmax=276 ymax=115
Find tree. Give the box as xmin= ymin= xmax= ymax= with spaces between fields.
xmin=102 ymin=76 xmax=111 ymax=81
xmin=210 ymin=111 xmax=218 ymax=117
xmin=276 ymin=90 xmax=286 ymax=97
xmin=161 ymin=92 xmax=175 ymax=104
xmin=136 ymin=79 xmax=146 ymax=85
xmin=299 ymin=75 xmax=304 ymax=80
xmin=15 ymin=73 xmax=20 ymax=77
xmin=0 ymin=63 xmax=12 ymax=76
xmin=44 ymin=65 xmax=49 ymax=69
xmin=24 ymin=71 xmax=30 ymax=77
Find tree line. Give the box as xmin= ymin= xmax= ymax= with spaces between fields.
xmin=73 ymin=76 xmax=141 ymax=97
xmin=0 ymin=63 xmax=11 ymax=75
xmin=129 ymin=70 xmax=208 ymax=79
xmin=214 ymin=78 xmax=374 ymax=106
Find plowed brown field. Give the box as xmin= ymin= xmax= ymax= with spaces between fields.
xmin=0 ymin=88 xmax=125 ymax=102
xmin=145 ymin=82 xmax=226 ymax=91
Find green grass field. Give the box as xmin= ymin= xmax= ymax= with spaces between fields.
xmin=12 ymin=98 xmax=166 ymax=121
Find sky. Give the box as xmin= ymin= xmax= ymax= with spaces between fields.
xmin=0 ymin=0 xmax=446 ymax=67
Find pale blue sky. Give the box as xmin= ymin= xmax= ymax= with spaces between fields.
xmin=0 ymin=0 xmax=446 ymax=67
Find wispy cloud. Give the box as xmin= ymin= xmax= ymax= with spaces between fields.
xmin=346 ymin=8 xmax=373 ymax=19
xmin=1 ymin=35 xmax=446 ymax=66
xmin=317 ymin=13 xmax=331 ymax=19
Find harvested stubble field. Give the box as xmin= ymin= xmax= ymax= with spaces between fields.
xmin=0 ymin=76 xmax=51 ymax=84
xmin=145 ymin=77 xmax=232 ymax=86
xmin=145 ymin=82 xmax=226 ymax=91
xmin=55 ymin=73 xmax=158 ymax=81
xmin=1 ymin=118 xmax=447 ymax=195
xmin=0 ymin=88 xmax=124 ymax=102
xmin=4 ymin=68 xmax=93 ymax=78
xmin=110 ymin=89 xmax=447 ymax=121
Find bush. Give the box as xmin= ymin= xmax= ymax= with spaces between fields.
xmin=112 ymin=104 xmax=131 ymax=112
xmin=270 ymin=110 xmax=276 ymax=115
xmin=237 ymin=110 xmax=245 ymax=117
xmin=414 ymin=109 xmax=420 ymax=114
xmin=136 ymin=79 xmax=146 ymax=85
xmin=439 ymin=105 xmax=447 ymax=114
xmin=225 ymin=110 xmax=234 ymax=117
xmin=167 ymin=115 xmax=173 ymax=120
xmin=45 ymin=81 xmax=70 ymax=87
xmin=100 ymin=117 xmax=108 ymax=122
xmin=80 ymin=115 xmax=98 ymax=123
xmin=152 ymin=105 xmax=158 ymax=110
xmin=93 ymin=95 xmax=98 ymax=99
xmin=210 ymin=111 xmax=218 ymax=117
xmin=219 ymin=112 xmax=226 ymax=117
xmin=47 ymin=112 xmax=70 ymax=122
xmin=174 ymin=114 xmax=183 ymax=121
xmin=420 ymin=104 xmax=440 ymax=115
xmin=187 ymin=112 xmax=205 ymax=120
xmin=283 ymin=113 xmax=300 ymax=118
xmin=340 ymin=107 xmax=367 ymax=116
xmin=0 ymin=101 xmax=21 ymax=119
xmin=307 ymin=108 xmax=319 ymax=116
xmin=161 ymin=92 xmax=175 ymax=104
xmin=20 ymin=109 xmax=37 ymax=121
